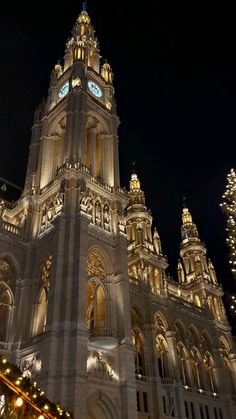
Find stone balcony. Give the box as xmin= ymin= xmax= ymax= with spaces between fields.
xmin=88 ymin=327 xmax=118 ymax=350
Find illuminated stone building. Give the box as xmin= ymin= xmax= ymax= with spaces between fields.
xmin=0 ymin=8 xmax=236 ymax=419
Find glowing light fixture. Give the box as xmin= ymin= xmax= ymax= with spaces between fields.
xmin=15 ymin=397 xmax=23 ymax=407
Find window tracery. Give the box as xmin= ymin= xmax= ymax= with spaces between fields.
xmin=219 ymin=337 xmax=236 ymax=395
xmin=87 ymin=252 xmax=106 ymax=281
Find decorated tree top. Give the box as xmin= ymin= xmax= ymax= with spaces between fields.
xmin=220 ymin=168 xmax=236 ymax=278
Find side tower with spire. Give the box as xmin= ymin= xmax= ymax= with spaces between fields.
xmin=0 ymin=6 xmax=236 ymax=419
xmin=178 ymin=205 xmax=224 ymax=317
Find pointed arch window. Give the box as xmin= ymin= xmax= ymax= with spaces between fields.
xmin=225 ymin=358 xmax=236 ymax=395
xmin=0 ymin=257 xmax=15 ymax=342
xmin=33 ymin=255 xmax=52 ymax=336
xmin=177 ymin=344 xmax=191 ymax=386
xmin=0 ymin=284 xmax=13 ymax=341
xmin=203 ymin=353 xmax=217 ymax=393
xmin=191 ymin=348 xmax=203 ymax=389
xmin=132 ymin=328 xmax=145 ymax=376
xmin=156 ymin=336 xmax=169 ymax=379
xmin=219 ymin=337 xmax=236 ymax=395
xmin=35 ymin=287 xmax=48 ymax=334
xmin=86 ymin=281 xmax=106 ymax=330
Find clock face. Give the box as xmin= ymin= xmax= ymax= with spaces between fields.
xmin=87 ymin=80 xmax=102 ymax=98
xmin=58 ymin=82 xmax=69 ymax=99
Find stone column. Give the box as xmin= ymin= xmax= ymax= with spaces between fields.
xmin=166 ymin=331 xmax=178 ymax=380
xmin=87 ymin=128 xmax=96 ymax=176
xmin=166 ymin=331 xmax=187 ymax=419
xmin=69 ymin=213 xmax=90 ymax=417
xmin=98 ymin=133 xmax=105 ymax=180
xmin=114 ymin=234 xmax=138 ymax=418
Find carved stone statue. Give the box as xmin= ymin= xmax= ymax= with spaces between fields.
xmin=95 ymin=201 xmax=101 ymax=224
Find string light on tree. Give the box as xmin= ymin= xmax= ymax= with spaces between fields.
xmin=220 ymin=168 xmax=236 ymax=278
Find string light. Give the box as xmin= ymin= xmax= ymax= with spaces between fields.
xmin=0 ymin=355 xmax=73 ymax=418
xmin=221 ymin=169 xmax=236 ymax=279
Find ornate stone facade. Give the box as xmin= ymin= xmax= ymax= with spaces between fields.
xmin=0 ymin=8 xmax=236 ymax=419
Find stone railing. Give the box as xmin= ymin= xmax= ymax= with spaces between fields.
xmin=135 ymin=374 xmax=151 ymax=382
xmin=161 ymin=377 xmax=176 ymax=385
xmin=89 ymin=327 xmax=117 ymax=339
xmin=1 ymin=221 xmax=21 ymax=236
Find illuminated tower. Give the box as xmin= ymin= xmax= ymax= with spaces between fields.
xmin=24 ymin=9 xmax=119 ymax=193
xmin=0 ymin=9 xmax=137 ymax=418
xmin=125 ymin=171 xmax=167 ymax=294
xmin=0 ymin=6 xmax=236 ymax=419
xmin=178 ymin=205 xmax=225 ymax=319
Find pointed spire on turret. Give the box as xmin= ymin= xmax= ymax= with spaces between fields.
xmin=125 ymin=168 xmax=168 ymax=293
xmin=125 ymin=168 xmax=153 ymax=251
xmin=179 ymin=203 xmax=220 ymax=290
xmin=127 ymin=165 xmax=145 ymax=207
xmin=101 ymin=60 xmax=113 ymax=84
xmin=181 ymin=204 xmax=199 ymax=241
xmin=130 ymin=172 xmax=141 ymax=193
xmin=63 ymin=6 xmax=100 ymax=72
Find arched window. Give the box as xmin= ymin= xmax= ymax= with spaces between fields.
xmin=191 ymin=348 xmax=203 ymax=389
xmin=0 ymin=257 xmax=16 ymax=342
xmin=132 ymin=328 xmax=145 ymax=376
xmin=33 ymin=254 xmax=52 ymax=336
xmin=203 ymin=353 xmax=217 ymax=392
xmin=34 ymin=287 xmax=48 ymax=335
xmin=156 ymin=336 xmax=169 ymax=379
xmin=154 ymin=313 xmax=169 ymax=379
xmin=86 ymin=281 xmax=106 ymax=330
xmin=219 ymin=337 xmax=236 ymax=395
xmin=0 ymin=284 xmax=12 ymax=341
xmin=177 ymin=344 xmax=191 ymax=386
xmin=225 ymin=359 xmax=235 ymax=395
xmin=131 ymin=307 xmax=146 ymax=376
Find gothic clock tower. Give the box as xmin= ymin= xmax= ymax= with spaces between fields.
xmin=0 ymin=8 xmax=138 ymax=418
xmin=1 ymin=6 xmax=236 ymax=419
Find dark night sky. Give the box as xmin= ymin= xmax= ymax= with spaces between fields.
xmin=1 ymin=1 xmax=236 ymax=300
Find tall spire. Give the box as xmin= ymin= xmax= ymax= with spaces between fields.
xmin=179 ymin=204 xmax=220 ymax=286
xmin=181 ymin=206 xmax=199 ymax=241
xmin=129 ymin=172 xmax=141 ymax=193
xmin=82 ymin=1 xmax=88 ymax=11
